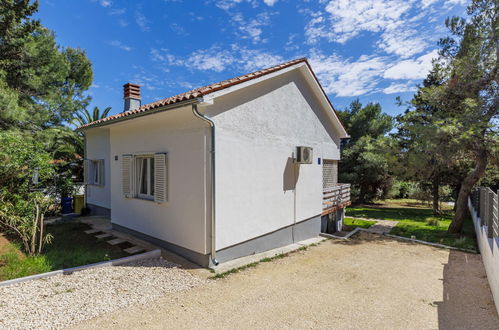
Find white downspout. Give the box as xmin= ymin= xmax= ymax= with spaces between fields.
xmin=192 ymin=103 xmax=219 ymax=266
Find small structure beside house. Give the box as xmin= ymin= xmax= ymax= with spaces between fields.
xmin=77 ymin=58 xmax=350 ymax=267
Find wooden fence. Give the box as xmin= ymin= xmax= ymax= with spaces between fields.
xmin=322 ymin=183 xmax=351 ymax=216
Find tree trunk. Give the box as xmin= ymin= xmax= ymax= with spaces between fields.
xmin=448 ymin=148 xmax=488 ymax=233
xmin=432 ymin=177 xmax=440 ymax=215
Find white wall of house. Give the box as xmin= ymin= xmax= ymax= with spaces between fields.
xmin=468 ymin=198 xmax=499 ymax=315
xmin=85 ymin=128 xmax=111 ymax=209
xmin=202 ymin=68 xmax=342 ymax=250
xmin=108 ymin=106 xmax=211 ymax=255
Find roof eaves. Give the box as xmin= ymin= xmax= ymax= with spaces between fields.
xmin=75 ymin=98 xmax=200 ymax=131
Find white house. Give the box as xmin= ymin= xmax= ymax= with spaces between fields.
xmin=78 ymin=58 xmax=351 ymax=267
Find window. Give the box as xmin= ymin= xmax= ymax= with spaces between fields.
xmin=136 ymin=156 xmax=155 ymax=200
xmin=322 ymin=160 xmax=338 ymax=189
xmin=84 ymin=159 xmax=104 ymax=185
xmin=122 ymin=153 xmax=167 ymax=203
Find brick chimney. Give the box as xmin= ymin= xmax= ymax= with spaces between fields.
xmin=123 ymin=83 xmax=141 ymax=112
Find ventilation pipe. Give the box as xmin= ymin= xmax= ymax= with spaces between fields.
xmin=192 ymin=103 xmax=219 ymax=266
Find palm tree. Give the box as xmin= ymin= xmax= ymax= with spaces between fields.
xmin=72 ymin=106 xmax=112 ymax=127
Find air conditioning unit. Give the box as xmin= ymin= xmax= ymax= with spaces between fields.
xmin=295 ymin=146 xmax=313 ymax=164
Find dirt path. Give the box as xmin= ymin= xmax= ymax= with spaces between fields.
xmin=73 ymin=232 xmax=498 ymax=329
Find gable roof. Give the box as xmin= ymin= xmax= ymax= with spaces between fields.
xmin=77 ymin=58 xmax=347 ymax=136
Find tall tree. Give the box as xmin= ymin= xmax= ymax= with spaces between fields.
xmin=0 ymin=0 xmax=94 ymax=252
xmin=412 ymin=0 xmax=498 ymax=233
xmin=338 ymin=100 xmax=394 ymax=203
xmin=0 ymin=0 xmax=93 ymax=131
xmin=394 ymin=67 xmax=458 ymax=214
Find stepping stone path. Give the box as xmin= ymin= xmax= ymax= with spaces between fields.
xmin=84 ymin=229 xmax=101 ymax=234
xmin=84 ymin=227 xmax=148 ymax=255
xmin=107 ymin=238 xmax=126 ymax=246
xmin=349 ymin=217 xmax=399 ymax=235
xmin=124 ymin=246 xmax=145 ymax=254
xmin=95 ymin=233 xmax=113 ymax=240
xmin=367 ymin=220 xmax=399 ymax=234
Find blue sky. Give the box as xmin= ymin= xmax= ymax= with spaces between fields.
xmin=37 ymin=0 xmax=467 ymax=117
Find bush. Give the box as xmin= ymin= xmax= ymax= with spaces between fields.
xmin=389 ymin=181 xmax=419 ymax=199
xmin=0 ymin=131 xmax=55 ymax=255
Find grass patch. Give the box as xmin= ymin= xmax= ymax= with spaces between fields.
xmin=0 ymin=222 xmax=128 ymax=281
xmin=346 ymin=199 xmax=476 ymax=251
xmin=343 ymin=217 xmax=376 ymax=229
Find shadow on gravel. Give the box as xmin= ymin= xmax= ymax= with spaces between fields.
xmin=435 ymin=250 xmax=499 ymax=329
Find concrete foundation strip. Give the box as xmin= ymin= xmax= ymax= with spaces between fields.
xmin=0 ymin=249 xmax=161 ymax=287
xmin=321 ymin=229 xmax=477 ymax=253
xmin=383 ymin=233 xmax=478 ymax=253
xmin=320 ymin=227 xmax=363 ymax=240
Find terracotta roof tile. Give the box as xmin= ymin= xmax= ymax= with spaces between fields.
xmin=77 ymin=58 xmax=323 ymax=130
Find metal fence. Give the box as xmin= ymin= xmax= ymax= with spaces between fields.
xmin=470 ymin=187 xmax=499 ymax=238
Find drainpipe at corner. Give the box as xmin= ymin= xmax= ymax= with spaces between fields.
xmin=192 ymin=103 xmax=219 ymax=266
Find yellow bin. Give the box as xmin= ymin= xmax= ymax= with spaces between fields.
xmin=73 ymin=195 xmax=85 ymax=215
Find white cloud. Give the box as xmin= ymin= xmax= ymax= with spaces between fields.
xmin=170 ymin=23 xmax=189 ymax=36
xmin=235 ymin=45 xmax=283 ymax=71
xmin=215 ymin=0 xmax=276 ymax=9
xmin=151 ymin=44 xmax=283 ymax=73
xmin=91 ymin=0 xmax=112 ymax=7
xmin=107 ymin=40 xmax=133 ymax=51
xmin=231 ymin=12 xmax=273 ymax=43
xmin=305 ymin=0 xmax=413 ymax=44
xmin=99 ymin=0 xmax=112 ymax=7
xmin=215 ymin=0 xmax=257 ymax=10
xmin=303 ymin=0 xmax=457 ymax=59
xmin=376 ymin=22 xmax=427 ymax=58
xmin=383 ymin=82 xmax=417 ymax=94
xmin=118 ymin=18 xmax=128 ymax=27
xmin=135 ymin=9 xmax=150 ymax=31
xmin=109 ymin=8 xmax=125 ymax=15
xmin=263 ymin=0 xmax=277 ymax=5
xmin=445 ymin=0 xmax=467 ymax=5
xmin=309 ymin=51 xmax=388 ymax=97
xmin=383 ymin=49 xmax=438 ymax=80
xmin=421 ymin=0 xmax=439 ymax=8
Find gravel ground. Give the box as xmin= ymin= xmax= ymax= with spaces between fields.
xmin=0 ymin=258 xmax=203 ymax=329
xmin=74 ymin=232 xmax=499 ymax=329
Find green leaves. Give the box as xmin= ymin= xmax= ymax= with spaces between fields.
xmin=339 ymin=100 xmax=394 ymax=203
xmin=0 ymin=2 xmax=93 ymax=130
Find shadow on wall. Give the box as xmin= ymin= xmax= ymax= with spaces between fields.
xmin=283 ymin=157 xmax=299 ymax=191
xmin=435 ymin=250 xmax=499 ymax=328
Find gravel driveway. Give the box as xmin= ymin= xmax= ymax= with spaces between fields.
xmin=73 ymin=232 xmax=499 ymax=329
xmin=0 ymin=258 xmax=203 ymax=329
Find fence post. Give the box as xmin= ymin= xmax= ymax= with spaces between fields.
xmin=493 ymin=190 xmax=499 ymax=238
xmin=487 ymin=189 xmax=494 ymax=238
xmin=480 ymin=188 xmax=485 ymax=226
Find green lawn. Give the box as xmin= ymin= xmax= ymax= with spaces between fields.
xmin=346 ymin=199 xmax=476 ymax=251
xmin=343 ymin=217 xmax=376 ymax=230
xmin=0 ymin=222 xmax=127 ymax=281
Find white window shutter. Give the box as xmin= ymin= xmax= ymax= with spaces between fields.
xmin=154 ymin=153 xmax=167 ymax=203
xmin=122 ymin=155 xmax=133 ymax=198
xmin=83 ymin=159 xmax=90 ymax=184
xmin=98 ymin=159 xmax=105 ymax=185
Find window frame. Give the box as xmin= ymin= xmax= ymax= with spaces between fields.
xmin=135 ymin=155 xmax=155 ymax=201
xmin=87 ymin=159 xmax=104 ymax=186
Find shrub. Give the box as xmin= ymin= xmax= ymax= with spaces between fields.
xmin=426 ymin=218 xmax=440 ymax=227
xmin=0 ymin=131 xmax=55 ymax=255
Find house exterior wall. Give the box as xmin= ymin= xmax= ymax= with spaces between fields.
xmin=203 ymin=69 xmax=341 ymax=250
xmin=85 ymin=128 xmax=111 ymax=213
xmin=108 ymin=106 xmax=211 ymax=255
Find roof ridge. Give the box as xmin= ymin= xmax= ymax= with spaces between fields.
xmin=77 ymin=57 xmax=308 ymax=130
